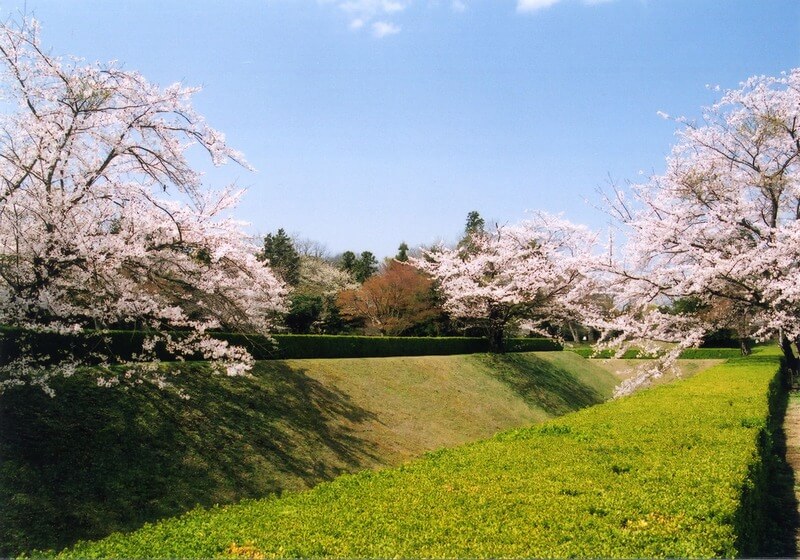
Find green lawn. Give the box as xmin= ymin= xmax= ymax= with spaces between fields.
xmin=58 ymin=355 xmax=784 ymax=559
xmin=1 ymin=351 xmax=617 ymax=556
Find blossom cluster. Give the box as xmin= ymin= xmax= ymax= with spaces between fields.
xmin=0 ymin=19 xmax=286 ymax=392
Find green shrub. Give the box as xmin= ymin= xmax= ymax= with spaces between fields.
xmin=503 ymin=337 xmax=562 ymax=352
xmin=567 ymin=346 xmax=654 ymax=359
xmin=678 ymin=348 xmax=745 ymax=359
xmin=0 ymin=327 xmax=176 ymax=365
xmin=60 ymin=357 xmax=783 ymax=558
xmin=266 ymin=334 xmax=491 ymax=359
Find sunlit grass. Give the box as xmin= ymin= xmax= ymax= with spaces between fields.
xmin=59 ymin=356 xmax=781 ymax=559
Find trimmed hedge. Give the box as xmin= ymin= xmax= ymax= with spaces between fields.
xmin=568 ymin=346 xmax=746 ymax=360
xmin=568 ymin=347 xmax=651 ymax=359
xmin=0 ymin=328 xmax=561 ymax=364
xmin=503 ymin=337 xmax=563 ymax=353
xmin=231 ymin=334 xmax=493 ymax=360
xmin=0 ymin=327 xmax=169 ymax=365
xmin=679 ymin=347 xmax=746 ymax=360
xmin=59 ymin=356 xmax=785 ymax=558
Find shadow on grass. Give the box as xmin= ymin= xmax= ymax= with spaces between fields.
xmin=0 ymin=362 xmax=379 ymax=556
xmin=478 ymin=353 xmax=607 ymax=415
xmin=756 ymin=383 xmax=799 ymax=557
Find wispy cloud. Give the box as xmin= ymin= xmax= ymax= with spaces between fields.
xmin=338 ymin=0 xmax=408 ymax=16
xmin=517 ymin=0 xmax=616 ymax=12
xmin=517 ymin=0 xmax=562 ymax=12
xmin=349 ymin=18 xmax=366 ymax=29
xmin=372 ymin=20 xmax=401 ymax=37
xmin=322 ymin=0 xmax=410 ymax=36
xmin=318 ymin=0 xmax=614 ymax=36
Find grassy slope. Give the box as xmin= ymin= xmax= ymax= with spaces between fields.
xmin=61 ymin=355 xmax=783 ymax=559
xmin=594 ymin=358 xmax=724 ymax=385
xmin=1 ymin=351 xmax=617 ymax=556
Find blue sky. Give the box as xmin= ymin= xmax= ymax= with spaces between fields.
xmin=6 ymin=0 xmax=800 ymax=257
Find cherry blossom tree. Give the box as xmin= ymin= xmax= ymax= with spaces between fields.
xmin=0 ymin=18 xmax=287 ymax=393
xmin=411 ymin=212 xmax=598 ymax=350
xmin=282 ymin=255 xmax=357 ymax=333
xmin=601 ymin=68 xmax=800 ymax=387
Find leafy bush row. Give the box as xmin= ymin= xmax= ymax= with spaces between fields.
xmin=220 ymin=333 xmax=561 ymax=359
xmin=0 ymin=327 xmax=561 ymax=364
xmin=61 ymin=356 xmax=783 ymax=558
xmin=678 ymin=347 xmax=747 ymax=359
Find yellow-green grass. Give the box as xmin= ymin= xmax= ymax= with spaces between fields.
xmin=1 ymin=352 xmax=617 ymax=556
xmin=59 ymin=355 xmax=783 ymax=559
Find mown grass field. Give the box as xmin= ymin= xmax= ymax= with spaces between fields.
xmin=57 ymin=355 xmax=785 ymax=558
xmin=1 ymin=351 xmax=617 ymax=556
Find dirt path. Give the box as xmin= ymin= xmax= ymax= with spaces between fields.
xmin=783 ymin=392 xmax=800 ymax=549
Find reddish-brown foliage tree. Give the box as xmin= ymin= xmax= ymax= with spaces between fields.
xmin=336 ymin=261 xmax=439 ymax=335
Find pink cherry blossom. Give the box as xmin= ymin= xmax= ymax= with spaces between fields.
xmin=411 ymin=212 xmax=599 ymax=350
xmin=600 ymin=68 xmax=800 ymax=393
xmin=0 ymin=18 xmax=287 ymax=394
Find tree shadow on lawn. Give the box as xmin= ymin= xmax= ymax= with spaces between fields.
xmin=478 ymin=352 xmax=607 ymax=415
xmin=0 ymin=362 xmax=380 ymax=556
xmin=756 ymin=383 xmax=799 ymax=557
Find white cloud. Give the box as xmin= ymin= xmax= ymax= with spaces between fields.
xmin=517 ymin=0 xmax=563 ymax=12
xmin=372 ymin=20 xmax=401 ymax=37
xmin=517 ymin=0 xmax=617 ymax=12
xmin=321 ymin=0 xmax=616 ymax=36
xmin=338 ymin=0 xmax=409 ymax=18
xmin=326 ymin=0 xmax=410 ymax=35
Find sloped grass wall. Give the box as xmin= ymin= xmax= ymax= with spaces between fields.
xmin=61 ymin=356 xmax=787 ymax=558
xmin=2 ymin=353 xmax=609 ymax=557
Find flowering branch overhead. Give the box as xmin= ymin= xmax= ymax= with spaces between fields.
xmin=0 ymin=18 xmax=287 ymax=394
xmin=600 ymin=68 xmax=800 ymax=393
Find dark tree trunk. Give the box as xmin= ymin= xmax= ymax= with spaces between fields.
xmin=780 ymin=334 xmax=799 ymax=385
xmin=739 ymin=338 xmax=752 ymax=356
xmin=487 ymin=326 xmax=505 ymax=353
xmin=485 ymin=308 xmax=506 ymax=353
xmin=567 ymin=323 xmax=579 ymax=344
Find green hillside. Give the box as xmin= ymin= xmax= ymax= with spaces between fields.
xmin=60 ymin=356 xmax=784 ymax=559
xmin=1 ymin=351 xmax=617 ymax=556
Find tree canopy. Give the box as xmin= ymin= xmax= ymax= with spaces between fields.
xmin=259 ymin=229 xmax=301 ymax=286
xmin=412 ymin=213 xmax=597 ymax=350
xmin=600 ymin=68 xmax=800 ymax=390
xmin=337 ymin=260 xmax=438 ymax=335
xmin=0 ymin=18 xmax=287 ymax=393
